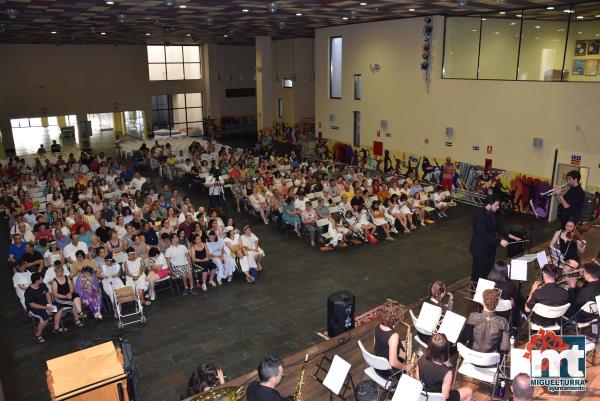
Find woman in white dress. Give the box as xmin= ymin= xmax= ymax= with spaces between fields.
xmin=223 ymin=227 xmax=254 ymax=283
xmin=248 ymin=188 xmax=270 ymax=225
xmin=240 ymin=226 xmax=265 ymax=270
xmin=206 ymin=231 xmax=234 ymax=284
xmin=99 ymin=256 xmax=124 ymax=304
xmin=123 ymin=248 xmax=150 ymax=305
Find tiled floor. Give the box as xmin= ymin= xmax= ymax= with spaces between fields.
xmin=0 ymin=137 xmax=559 ymax=401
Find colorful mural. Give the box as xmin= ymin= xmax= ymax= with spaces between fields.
xmin=329 ymin=141 xmax=553 ymax=217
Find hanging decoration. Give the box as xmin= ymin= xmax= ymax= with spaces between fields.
xmin=421 ymin=17 xmax=433 ymax=92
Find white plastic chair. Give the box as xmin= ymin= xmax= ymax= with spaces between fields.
xmin=527 ymin=303 xmax=571 ymax=337
xmin=454 ymin=343 xmax=501 ymax=398
xmin=409 ymin=309 xmax=431 ymax=349
xmin=357 ymin=340 xmax=397 ymax=392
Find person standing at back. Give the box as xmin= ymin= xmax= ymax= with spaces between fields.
xmin=556 ymin=170 xmax=586 ymax=226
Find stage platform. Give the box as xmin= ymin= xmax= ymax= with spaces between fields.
xmin=185 ymin=219 xmax=600 ymax=401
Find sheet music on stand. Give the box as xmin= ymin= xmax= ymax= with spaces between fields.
xmin=391 ymin=374 xmax=423 ymax=401
xmin=437 ymin=310 xmax=466 ymax=344
xmin=549 ymin=246 xmax=565 ymax=265
xmin=322 ymin=355 xmax=352 ymax=395
xmin=509 ymin=258 xmax=529 ymax=282
xmin=536 ymin=250 xmax=549 ymax=267
xmin=473 ymin=278 xmax=496 ymax=304
xmin=416 ymin=302 xmax=443 ymax=333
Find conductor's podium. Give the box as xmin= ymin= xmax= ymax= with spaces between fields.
xmin=46 ymin=342 xmax=129 ymax=401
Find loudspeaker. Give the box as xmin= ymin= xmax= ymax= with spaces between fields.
xmin=580 ymin=192 xmax=596 ymax=223
xmin=327 ymin=290 xmax=355 ymax=338
xmin=507 ymin=228 xmax=528 ymax=258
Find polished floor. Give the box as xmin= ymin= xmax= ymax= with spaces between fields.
xmin=0 ymin=137 xmax=558 ymax=401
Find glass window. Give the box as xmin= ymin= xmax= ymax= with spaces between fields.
xmin=330 ymin=37 xmax=342 ymax=98
xmin=564 ymin=3 xmax=600 ymax=82
xmin=10 ymin=119 xmax=20 ymax=128
xmin=186 ymin=108 xmax=203 ymax=122
xmin=443 ymin=17 xmax=480 ymax=79
xmin=47 ymin=116 xmax=58 ymax=126
xmin=518 ymin=8 xmax=569 ymax=81
xmin=147 ymin=46 xmax=165 ymax=63
xmin=353 ymin=74 xmax=362 ymax=100
xmin=172 ymin=108 xmax=187 ymax=124
xmin=185 ymin=93 xmax=202 ymax=108
xmin=165 ymin=46 xmax=183 ymax=63
xmin=184 ymin=63 xmax=201 ymax=79
xmin=479 ymin=18 xmax=521 ymax=79
xmin=182 ymin=46 xmax=200 ymax=63
xmin=149 ymin=64 xmax=167 ymax=81
xmin=172 ymin=93 xmax=186 ymax=109
xmin=166 ymin=63 xmax=184 ymax=80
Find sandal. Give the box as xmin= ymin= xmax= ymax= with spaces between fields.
xmin=35 ymin=335 xmax=45 ymax=344
xmin=201 ymin=284 xmax=208 ymax=292
xmin=245 ymin=276 xmax=255 ymax=284
xmin=75 ymin=320 xmax=84 ymax=327
xmin=209 ymin=281 xmax=217 ymax=287
xmin=53 ymin=327 xmax=68 ymax=334
xmin=143 ymin=300 xmax=151 ymax=306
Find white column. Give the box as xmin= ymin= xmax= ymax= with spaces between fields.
xmin=255 ymin=36 xmax=273 ymax=130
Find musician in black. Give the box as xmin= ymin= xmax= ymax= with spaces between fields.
xmin=469 ymin=195 xmax=521 ymax=283
xmin=566 ymin=262 xmax=600 ymax=322
xmin=247 ymin=356 xmax=288 ymax=401
xmin=525 ymin=264 xmax=569 ymax=327
xmin=556 ymin=170 xmax=586 ymax=226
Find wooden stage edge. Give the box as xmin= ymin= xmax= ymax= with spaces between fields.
xmin=184 ymin=219 xmax=600 ymax=401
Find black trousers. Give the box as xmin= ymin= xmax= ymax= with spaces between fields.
xmin=470 ymin=249 xmax=496 ymax=284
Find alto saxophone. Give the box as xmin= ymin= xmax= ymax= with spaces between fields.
xmin=293 ymin=354 xmax=309 ymax=401
xmin=403 ymin=321 xmax=418 ymax=377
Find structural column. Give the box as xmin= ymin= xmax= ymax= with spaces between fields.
xmin=255 ymin=36 xmax=273 ymax=130
xmin=0 ymin=117 xmax=16 ymax=156
xmin=76 ymin=112 xmax=91 ymax=151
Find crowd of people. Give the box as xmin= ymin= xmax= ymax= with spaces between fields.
xmin=6 ymin=142 xmax=266 ymax=343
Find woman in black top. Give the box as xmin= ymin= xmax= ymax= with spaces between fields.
xmin=417 ymin=333 xmax=472 ymax=401
xmin=50 ymin=264 xmax=84 ymax=328
xmin=549 ymin=217 xmax=586 ymax=263
xmin=488 ymin=261 xmax=524 ymax=328
xmin=373 ymin=300 xmax=411 ymax=380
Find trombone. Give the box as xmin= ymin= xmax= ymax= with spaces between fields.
xmin=541 ymin=184 xmax=568 ymax=197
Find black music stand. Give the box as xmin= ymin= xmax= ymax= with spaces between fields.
xmin=311 ymin=356 xmax=355 ymax=401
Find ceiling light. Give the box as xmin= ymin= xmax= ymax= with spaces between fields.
xmin=576 ymin=16 xmax=583 ymax=19
xmin=100 ymin=32 xmax=107 ymax=35
xmin=296 ymin=13 xmax=302 ymax=16
xmin=472 ymin=29 xmax=477 ymax=32
xmin=509 ymin=22 xmax=516 ymax=26
xmin=242 ymin=9 xmax=249 ymax=13
xmin=0 ymin=24 xmax=6 ymax=33
xmin=207 ymin=16 xmax=214 ymax=26
xmin=546 ymin=6 xmax=554 ymax=10
xmin=51 ymin=31 xmax=57 ymax=34
xmin=179 ymin=5 xmax=187 ymax=8
xmin=481 ymin=18 xmax=487 ymax=21
xmin=516 ymin=14 xmax=522 ymax=17
xmin=106 ymin=1 xmax=114 ymax=4
xmin=7 ymin=9 xmax=19 ymax=19
xmin=267 ymin=2 xmax=279 ymax=13
xmin=89 ymin=26 xmax=96 ymax=34
xmin=499 ymin=11 xmax=506 ymax=15
xmin=342 ymin=16 xmax=348 ymax=20
xmin=535 ymin=25 xmax=540 ymax=29
xmin=277 ymin=20 xmax=287 ymax=29
xmin=117 ymin=14 xmax=126 ymax=23
xmin=408 ymin=8 xmax=415 ymax=12
xmin=145 ymin=33 xmax=151 ymax=36
xmin=563 ymin=9 xmax=574 ymax=13
xmin=578 ymin=31 xmax=583 ymax=34
xmin=223 ymin=34 xmax=228 ymax=37
xmin=360 ymin=2 xmax=367 ymax=5
xmin=163 ymin=0 xmax=174 ymax=6
xmin=457 ymin=0 xmax=468 ymax=7
xmin=350 ymin=10 xmax=358 ymax=19
xmin=186 ymin=33 xmax=191 ymax=36
xmin=596 ymin=15 xmax=600 ymax=18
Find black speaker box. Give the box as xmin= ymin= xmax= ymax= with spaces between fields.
xmin=327 ymin=290 xmax=356 ymax=338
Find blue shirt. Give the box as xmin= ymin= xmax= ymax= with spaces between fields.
xmin=56 ymin=236 xmax=71 ymax=250
xmin=8 ymin=242 xmax=26 ymax=260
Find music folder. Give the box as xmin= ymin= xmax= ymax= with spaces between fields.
xmin=392 ymin=374 xmax=423 ymax=401
xmin=473 ymin=278 xmax=496 ymax=304
xmin=437 ymin=310 xmax=466 ymax=344
xmin=509 ymin=258 xmax=529 ymax=282
xmin=322 ymin=355 xmax=351 ymax=395
xmin=416 ymin=302 xmax=443 ymax=333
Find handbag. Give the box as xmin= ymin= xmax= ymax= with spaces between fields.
xmin=366 ymin=232 xmax=378 ymax=245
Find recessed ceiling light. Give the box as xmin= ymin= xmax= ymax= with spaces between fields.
xmin=563 ymin=9 xmax=574 ymax=13
xmin=472 ymin=29 xmax=477 ymax=32
xmin=509 ymin=22 xmax=516 ymax=26
xmin=186 ymin=33 xmax=191 ymax=36
xmin=546 ymin=6 xmax=554 ymax=10
xmin=145 ymin=33 xmax=151 ymax=36
xmin=408 ymin=8 xmax=415 ymax=12
xmin=106 ymin=1 xmax=114 ymax=4
xmin=223 ymin=34 xmax=228 ymax=37
xmin=342 ymin=16 xmax=348 ymax=20
xmin=179 ymin=5 xmax=187 ymax=8
xmin=494 ymin=31 xmax=499 ymax=34
xmin=576 ymin=15 xmax=583 ymax=19
xmin=516 ymin=14 xmax=522 ymax=17
xmin=499 ymin=11 xmax=505 ymax=15
xmin=242 ymin=9 xmax=249 ymax=12
xmin=296 ymin=13 xmax=302 ymax=16
xmin=481 ymin=18 xmax=487 ymax=21
xmin=51 ymin=31 xmax=57 ymax=34
xmin=534 ymin=25 xmax=540 ymax=29
xmin=360 ymin=2 xmax=367 ymax=5
xmin=596 ymin=15 xmax=600 ymax=18
xmin=100 ymin=32 xmax=106 ymax=35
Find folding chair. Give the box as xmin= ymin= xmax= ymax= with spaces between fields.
xmin=454 ymin=343 xmax=501 ymax=399
xmin=357 ymin=340 xmax=399 ymax=395
xmin=525 ymin=303 xmax=571 ymax=337
xmin=562 ymin=301 xmax=598 ymax=335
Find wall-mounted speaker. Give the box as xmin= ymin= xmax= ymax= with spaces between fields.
xmin=445 ymin=127 xmax=454 ymax=137
xmin=380 ymin=120 xmax=388 ymax=129
xmin=533 ymin=137 xmax=543 ymax=148
xmin=329 ymin=114 xmax=336 ymax=123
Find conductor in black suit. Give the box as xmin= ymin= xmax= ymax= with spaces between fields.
xmin=469 ymin=195 xmax=521 ymax=284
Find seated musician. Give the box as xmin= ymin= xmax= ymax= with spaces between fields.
xmin=465 ymin=289 xmax=510 ymax=353
xmin=566 ymin=262 xmax=600 ymax=323
xmin=185 ymin=363 xmax=225 ymax=397
xmin=417 ymin=281 xmax=453 ymax=345
xmin=373 ymin=300 xmax=412 ymax=380
xmin=549 ymin=217 xmax=586 ymax=263
xmin=524 ymin=264 xmax=569 ymax=327
xmin=247 ymin=355 xmax=288 ymax=401
xmin=416 ymin=333 xmax=472 ymax=401
xmin=487 ymin=261 xmax=524 ymax=327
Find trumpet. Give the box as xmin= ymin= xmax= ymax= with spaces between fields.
xmin=541 ymin=184 xmax=568 ymax=197
xmin=557 ymin=268 xmax=584 ymax=284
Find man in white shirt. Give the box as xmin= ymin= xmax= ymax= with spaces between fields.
xmin=294 ymin=192 xmax=307 ymax=211
xmin=63 ymin=233 xmax=89 ymax=264
xmin=165 ymin=234 xmax=194 ymax=295
xmin=13 ymin=263 xmax=32 ymax=309
xmin=13 ymin=222 xmax=35 ymax=243
xmin=129 ymin=173 xmax=146 ymax=191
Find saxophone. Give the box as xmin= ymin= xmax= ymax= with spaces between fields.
xmin=402 ymin=321 xmax=418 ymax=377
xmin=293 ymin=354 xmax=309 ymax=401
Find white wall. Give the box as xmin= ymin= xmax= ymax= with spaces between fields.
xmin=315 ymin=16 xmax=600 ymax=188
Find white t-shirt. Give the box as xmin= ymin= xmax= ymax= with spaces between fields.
xmin=165 ymin=245 xmax=189 ymax=266
xmin=13 ymin=271 xmax=32 ymax=305
xmin=63 ymin=241 xmax=89 ymax=262
xmin=241 ymin=233 xmax=259 ymax=249
xmin=43 ymin=265 xmax=71 ymax=289
xmin=294 ymin=198 xmax=307 ymax=211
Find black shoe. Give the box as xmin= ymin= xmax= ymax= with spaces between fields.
xmin=188 ymin=288 xmax=196 ymax=295
xmin=182 ymin=288 xmax=189 ymax=296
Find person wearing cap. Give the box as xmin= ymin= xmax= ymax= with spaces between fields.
xmin=99 ymin=255 xmax=124 ymax=303
xmin=469 ymin=194 xmax=522 ymax=283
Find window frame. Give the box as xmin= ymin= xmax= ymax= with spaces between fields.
xmin=151 ymin=92 xmax=203 ymax=136
xmin=329 ymin=36 xmax=343 ymax=99
xmin=147 ymin=45 xmax=202 ymax=81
